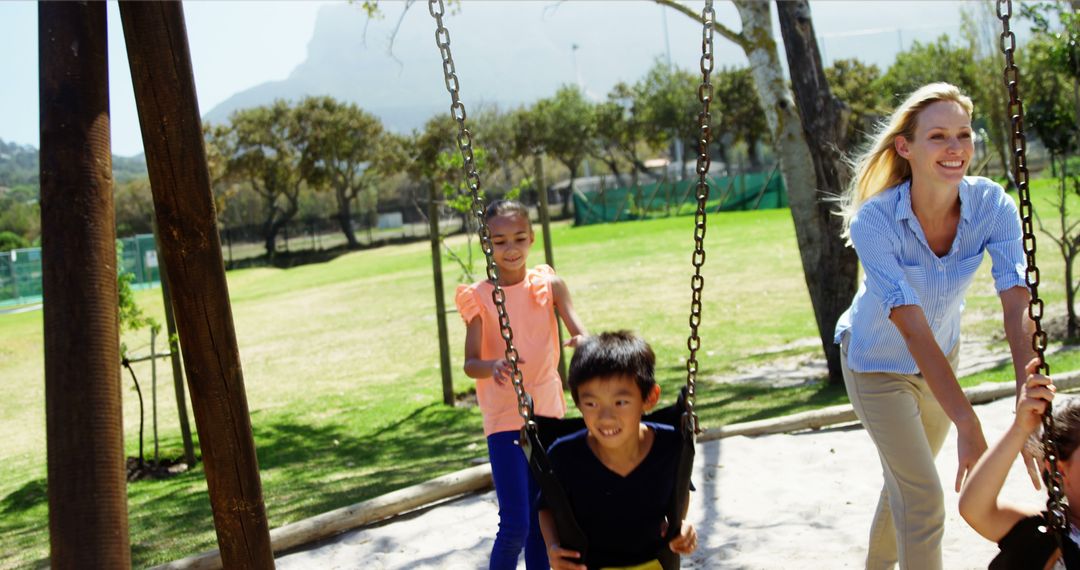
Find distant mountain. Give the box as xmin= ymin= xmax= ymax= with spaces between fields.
xmin=200 ymin=2 xmax=696 ymax=133
xmin=0 ymin=138 xmax=148 ymax=196
xmin=203 ymin=3 xmax=472 ymax=132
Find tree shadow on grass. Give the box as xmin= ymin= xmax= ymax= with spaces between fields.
xmin=115 ymin=397 xmax=486 ymax=566
xmin=1 ymin=477 xmax=46 ymax=514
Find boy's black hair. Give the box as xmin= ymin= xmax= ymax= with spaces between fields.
xmin=483 ymin=199 xmax=530 ymax=222
xmin=568 ymin=331 xmax=656 ymax=404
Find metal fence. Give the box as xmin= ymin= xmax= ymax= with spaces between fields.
xmin=571 ymin=167 xmax=787 ymax=226
xmin=0 ymin=234 xmax=160 ymax=307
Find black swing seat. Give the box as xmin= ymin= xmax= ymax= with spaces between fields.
xmin=990 ymin=513 xmax=1080 ymax=570
xmin=521 ymin=387 xmax=697 ymax=570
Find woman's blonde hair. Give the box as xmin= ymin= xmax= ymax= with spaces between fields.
xmin=838 ymin=82 xmax=974 ymax=243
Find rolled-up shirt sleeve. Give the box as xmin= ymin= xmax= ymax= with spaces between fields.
xmin=850 ymin=205 xmax=921 ymax=312
xmin=986 ymin=191 xmax=1027 ymax=293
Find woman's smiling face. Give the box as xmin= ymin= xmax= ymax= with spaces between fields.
xmin=895 ymin=99 xmax=975 ymax=188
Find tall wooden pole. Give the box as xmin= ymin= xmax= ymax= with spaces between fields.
xmin=40 ymin=3 xmax=131 ymax=568
xmin=428 ymin=184 xmax=454 ymax=405
xmin=118 ymin=3 xmax=274 ymax=566
xmin=154 ymin=222 xmax=197 ymax=466
xmin=534 ymin=155 xmax=568 ymax=384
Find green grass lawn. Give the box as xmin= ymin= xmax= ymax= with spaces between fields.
xmin=0 ymin=176 xmax=1074 ymax=567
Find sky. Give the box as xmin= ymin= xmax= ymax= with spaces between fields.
xmin=1 ymin=1 xmax=986 ymax=157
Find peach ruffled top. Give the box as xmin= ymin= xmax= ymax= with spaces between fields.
xmin=455 ymin=264 xmax=566 ymax=436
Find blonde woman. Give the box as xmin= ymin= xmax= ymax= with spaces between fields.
xmin=834 ymin=82 xmax=1035 ymax=569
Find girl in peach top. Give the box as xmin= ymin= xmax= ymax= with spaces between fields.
xmin=455 ymin=200 xmax=587 ymax=570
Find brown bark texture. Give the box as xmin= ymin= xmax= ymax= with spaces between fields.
xmin=118 ymin=2 xmax=275 ymax=567
xmin=40 ymin=3 xmax=131 ymax=568
xmin=776 ymin=0 xmax=859 ymax=384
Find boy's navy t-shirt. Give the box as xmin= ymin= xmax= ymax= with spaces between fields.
xmin=540 ymin=421 xmax=682 ymax=568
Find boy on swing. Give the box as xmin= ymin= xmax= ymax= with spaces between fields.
xmin=538 ymin=331 xmax=697 ymax=570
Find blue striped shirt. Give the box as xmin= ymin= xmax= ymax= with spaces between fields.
xmin=834 ymin=176 xmax=1027 ymax=374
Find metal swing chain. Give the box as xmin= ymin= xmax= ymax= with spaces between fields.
xmin=683 ymin=0 xmax=715 ymax=435
xmin=429 ymin=0 xmax=532 ymax=423
xmin=996 ymin=0 xmax=1067 ymax=534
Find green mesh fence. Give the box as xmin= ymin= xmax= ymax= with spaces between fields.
xmin=571 ymin=169 xmax=787 ymax=226
xmin=0 ymin=234 xmax=159 ymax=307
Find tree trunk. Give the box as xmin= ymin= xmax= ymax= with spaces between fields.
xmin=336 ymin=186 xmax=358 ymax=248
xmin=737 ymin=0 xmax=857 ymax=385
xmin=561 ymin=164 xmax=579 ymax=219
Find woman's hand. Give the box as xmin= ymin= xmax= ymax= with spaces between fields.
xmin=955 ymin=419 xmax=988 ymax=492
xmin=547 ymin=544 xmax=585 ymax=570
xmin=667 ymin=521 xmax=698 ymax=555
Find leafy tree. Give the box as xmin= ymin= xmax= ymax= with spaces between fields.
xmin=1023 ymin=2 xmax=1080 ymax=338
xmin=471 ymin=105 xmax=531 ymax=194
xmin=0 ymin=193 xmax=39 ymax=244
xmin=634 ymin=59 xmax=700 ymax=179
xmin=825 ymin=59 xmax=888 ymax=151
xmin=877 ymin=35 xmax=980 ymax=107
xmin=594 ymin=82 xmax=655 ymax=189
xmin=960 ymin=1 xmax=1014 ymax=178
xmin=213 ymin=100 xmax=315 ymax=258
xmin=532 ymin=85 xmax=598 ymax=218
xmin=714 ymin=66 xmax=768 ymax=168
xmin=293 ymin=96 xmax=390 ymax=248
xmin=406 ymin=114 xmax=492 ymax=280
xmin=114 ymin=177 xmax=155 ymax=237
xmin=659 ymin=0 xmax=861 ymax=385
xmin=0 ymin=231 xmax=28 ymax=251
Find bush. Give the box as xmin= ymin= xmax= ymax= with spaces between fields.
xmin=0 ymin=231 xmax=29 ymax=252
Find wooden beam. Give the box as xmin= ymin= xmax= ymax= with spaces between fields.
xmin=150 ymin=465 xmax=494 ymax=570
xmin=117 ymin=2 xmax=273 ymax=567
xmin=701 ymin=375 xmax=1080 ymax=441
xmin=39 ymin=3 xmax=131 ymax=568
xmin=428 ymin=183 xmax=454 ymax=405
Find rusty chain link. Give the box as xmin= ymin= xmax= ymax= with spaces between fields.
xmin=683 ymin=0 xmax=715 ymax=435
xmin=996 ymin=0 xmax=1066 ymax=536
xmin=429 ymin=0 xmax=532 ymax=423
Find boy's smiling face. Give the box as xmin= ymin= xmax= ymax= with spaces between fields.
xmin=577 ymin=374 xmax=660 ymax=452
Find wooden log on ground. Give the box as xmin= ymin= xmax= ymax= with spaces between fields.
xmin=701 ymin=372 xmax=1080 ymax=442
xmin=151 ymin=464 xmax=494 ymax=570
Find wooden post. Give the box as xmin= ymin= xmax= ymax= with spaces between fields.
xmin=535 ymin=155 xmax=568 ymax=385
xmin=151 ymin=326 xmax=159 ymax=464
xmin=118 ymin=3 xmax=274 ymax=567
xmin=39 ymin=3 xmax=131 ymax=568
xmin=155 ymin=223 xmax=198 ymax=466
xmin=428 ymin=183 xmax=454 ymax=405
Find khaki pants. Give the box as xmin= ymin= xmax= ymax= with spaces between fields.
xmin=841 ymin=342 xmax=958 ymax=570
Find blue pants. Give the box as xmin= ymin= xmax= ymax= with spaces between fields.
xmin=487 ymin=430 xmax=549 ymax=570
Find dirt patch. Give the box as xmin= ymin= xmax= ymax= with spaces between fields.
xmin=126 ymin=456 xmax=192 ymax=482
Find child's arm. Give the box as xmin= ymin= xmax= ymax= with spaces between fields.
xmin=538 ymin=508 xmax=585 ymax=570
xmin=958 ymin=358 xmax=1052 ymax=542
xmin=550 ymin=276 xmax=588 ymax=348
xmin=666 ymin=490 xmax=698 ymax=555
xmin=462 ymin=316 xmax=521 ymax=385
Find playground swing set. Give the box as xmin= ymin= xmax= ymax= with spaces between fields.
xmin=37 ymin=0 xmax=1065 ymax=568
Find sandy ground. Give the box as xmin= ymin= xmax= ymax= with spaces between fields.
xmin=276 ymin=395 xmax=1046 ymax=570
